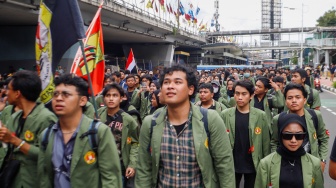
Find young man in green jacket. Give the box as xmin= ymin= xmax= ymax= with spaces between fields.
xmin=0 ymin=70 xmax=57 ymax=188
xmin=220 ymin=80 xmax=271 ymax=188
xmin=291 ymin=68 xmax=321 ymax=110
xmin=136 ymin=65 xmax=235 ymax=188
xmin=97 ymin=83 xmax=139 ymax=187
xmin=37 ymin=74 xmax=122 ymax=188
xmin=270 ymin=83 xmax=329 ymax=172
xmin=195 ymin=83 xmax=226 ymax=114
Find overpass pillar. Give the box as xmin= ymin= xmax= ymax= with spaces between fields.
xmin=313 ymin=50 xmax=319 ymax=68
xmin=123 ymin=44 xmax=174 ymax=70
xmin=325 ymin=50 xmax=330 ymax=65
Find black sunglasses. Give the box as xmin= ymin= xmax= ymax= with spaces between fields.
xmin=282 ymin=132 xmax=306 ymax=140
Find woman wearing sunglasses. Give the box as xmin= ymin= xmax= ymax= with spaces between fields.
xmin=255 ymin=113 xmax=324 ymax=188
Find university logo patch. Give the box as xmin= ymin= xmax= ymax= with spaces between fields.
xmin=24 ymin=130 xmax=34 ymax=141
xmin=255 ymin=127 xmax=261 ymax=135
xmin=84 ymin=151 xmax=96 ymax=164
xmin=204 ymin=138 xmax=209 ymax=149
xmin=127 ymin=137 xmax=132 ymax=144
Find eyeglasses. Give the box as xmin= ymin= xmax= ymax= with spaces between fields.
xmin=282 ymin=132 xmax=306 ymax=140
xmin=53 ymin=91 xmax=79 ymax=98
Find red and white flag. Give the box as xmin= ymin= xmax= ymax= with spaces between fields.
xmin=126 ymin=48 xmax=136 ymax=73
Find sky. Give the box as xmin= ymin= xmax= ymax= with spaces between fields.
xmin=131 ymin=0 xmax=335 ymax=29
xmin=128 ymin=0 xmax=335 ymax=42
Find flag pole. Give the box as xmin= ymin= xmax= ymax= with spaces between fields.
xmin=79 ymin=40 xmax=99 ymax=119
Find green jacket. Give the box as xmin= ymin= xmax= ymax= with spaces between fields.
xmin=305 ymin=85 xmax=321 ymax=109
xmin=270 ymin=109 xmax=329 ymax=161
xmin=255 ymin=152 xmax=324 ymax=188
xmin=220 ymin=107 xmax=271 ymax=170
xmin=250 ymin=90 xmax=284 ymax=132
xmin=94 ymin=94 xmax=105 ymax=109
xmin=6 ymin=102 xmax=57 ymax=188
xmin=37 ymin=115 xmax=122 ymax=188
xmin=139 ymin=92 xmax=151 ymax=120
xmin=129 ymin=89 xmax=140 ymax=110
xmin=194 ymin=100 xmax=227 ymax=114
xmin=97 ymin=108 xmax=139 ymax=169
xmin=135 ymin=104 xmax=235 ymax=188
xmin=84 ymin=101 xmax=95 ymax=119
xmin=0 ymin=105 xmax=15 ymax=124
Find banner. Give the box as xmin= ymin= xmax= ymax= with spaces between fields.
xmin=71 ymin=3 xmax=105 ymax=96
xmin=36 ymin=0 xmax=85 ymax=104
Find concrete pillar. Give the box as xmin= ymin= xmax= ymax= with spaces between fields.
xmin=313 ymin=49 xmax=319 ymax=68
xmin=325 ymin=50 xmax=329 ymax=65
xmin=123 ymin=44 xmax=174 ymax=70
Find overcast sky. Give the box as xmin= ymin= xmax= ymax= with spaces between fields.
xmin=133 ymin=0 xmax=335 ymax=30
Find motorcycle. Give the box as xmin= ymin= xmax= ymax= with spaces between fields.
xmin=314 ymin=77 xmax=322 ymax=92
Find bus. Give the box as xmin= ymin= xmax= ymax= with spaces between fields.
xmin=196 ymin=64 xmax=262 ymax=71
xmin=261 ymin=59 xmax=282 ymax=69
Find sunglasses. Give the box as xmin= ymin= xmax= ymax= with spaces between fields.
xmin=282 ymin=132 xmax=306 ymax=140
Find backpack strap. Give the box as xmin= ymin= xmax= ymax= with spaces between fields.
xmin=147 ymin=111 xmax=161 ymax=153
xmin=267 ymin=94 xmax=273 ymax=111
xmin=80 ymin=120 xmax=100 ymax=155
xmin=307 ymin=88 xmax=314 ymax=109
xmin=41 ymin=123 xmax=56 ymax=151
xmin=200 ymin=107 xmax=209 ymax=143
xmin=307 ymin=109 xmax=319 ymax=132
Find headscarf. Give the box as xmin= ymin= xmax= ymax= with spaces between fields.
xmin=276 ymin=113 xmax=306 ymax=160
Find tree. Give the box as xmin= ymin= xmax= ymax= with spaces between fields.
xmin=291 ymin=50 xmax=298 ymax=65
xmin=317 ymin=9 xmax=336 ymax=26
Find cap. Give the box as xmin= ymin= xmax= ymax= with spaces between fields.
xmin=211 ymin=80 xmax=220 ymax=87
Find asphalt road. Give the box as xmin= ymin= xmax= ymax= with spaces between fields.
xmin=321 ymin=89 xmax=336 ymax=187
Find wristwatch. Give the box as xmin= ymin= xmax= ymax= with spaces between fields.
xmin=321 ymin=159 xmax=327 ymax=164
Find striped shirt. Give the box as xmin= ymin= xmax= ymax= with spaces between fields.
xmin=158 ymin=109 xmax=203 ymax=188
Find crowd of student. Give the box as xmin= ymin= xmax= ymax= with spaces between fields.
xmin=0 ymin=64 xmax=335 ymax=188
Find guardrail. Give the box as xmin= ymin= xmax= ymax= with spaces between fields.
xmin=82 ymin=0 xmax=203 ymax=39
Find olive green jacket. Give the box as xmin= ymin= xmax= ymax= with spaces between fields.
xmin=37 ymin=115 xmax=122 ymax=188
xmin=220 ymin=107 xmax=271 ymax=170
xmin=255 ymin=152 xmax=324 ymax=188
xmin=5 ymin=103 xmax=57 ymax=188
xmin=129 ymin=88 xmax=140 ymax=110
xmin=194 ymin=100 xmax=227 ymax=114
xmin=135 ymin=105 xmax=235 ymax=188
xmin=250 ymin=90 xmax=284 ymax=133
xmin=0 ymin=105 xmax=15 ymax=124
xmin=270 ymin=109 xmax=329 ymax=161
xmin=97 ymin=108 xmax=139 ymax=169
xmin=139 ymin=92 xmax=151 ymax=120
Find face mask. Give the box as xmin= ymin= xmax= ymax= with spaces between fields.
xmin=244 ymin=73 xmax=250 ymax=78
xmin=213 ymin=87 xmax=219 ymax=93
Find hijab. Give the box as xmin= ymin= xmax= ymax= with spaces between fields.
xmin=276 ymin=113 xmax=306 ymax=160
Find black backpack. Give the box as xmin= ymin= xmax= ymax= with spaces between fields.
xmin=147 ymin=107 xmax=210 ymax=153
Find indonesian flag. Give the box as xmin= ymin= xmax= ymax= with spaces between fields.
xmin=71 ymin=3 xmax=105 ymax=96
xmin=126 ymin=49 xmax=137 ymax=73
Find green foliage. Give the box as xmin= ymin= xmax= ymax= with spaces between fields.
xmin=333 ymin=81 xmax=336 ymax=88
xmin=317 ymin=10 xmax=336 ymax=26
xmin=291 ymin=51 xmax=298 ymax=65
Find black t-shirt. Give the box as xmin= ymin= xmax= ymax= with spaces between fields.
xmin=254 ymin=95 xmax=265 ymax=111
xmin=330 ymin=137 xmax=336 ymax=162
xmin=173 ymin=122 xmax=187 ymax=135
xmin=233 ymin=109 xmax=255 ymax=173
xmin=279 ymin=157 xmax=303 ymax=188
xmin=127 ymin=91 xmax=134 ymax=100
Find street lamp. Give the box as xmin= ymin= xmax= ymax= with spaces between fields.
xmin=284 ymin=1 xmax=304 ymax=68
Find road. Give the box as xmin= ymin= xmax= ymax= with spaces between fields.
xmin=321 ymin=89 xmax=336 ymax=187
